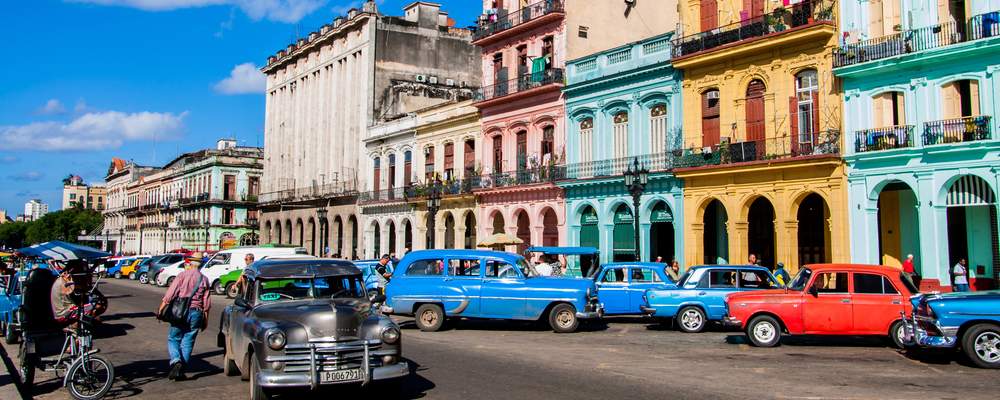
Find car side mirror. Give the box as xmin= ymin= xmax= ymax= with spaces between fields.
xmin=808 ymin=284 xmax=819 ymax=297
xmin=234 ymin=297 xmax=251 ymax=309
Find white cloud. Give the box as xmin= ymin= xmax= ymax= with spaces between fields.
xmin=330 ymin=0 xmax=361 ymax=15
xmin=0 ymin=110 xmax=188 ymax=151
xmin=214 ymin=63 xmax=266 ymax=95
xmin=8 ymin=171 xmax=44 ymax=182
xmin=36 ymin=99 xmax=67 ymax=115
xmin=68 ymin=0 xmax=328 ymax=23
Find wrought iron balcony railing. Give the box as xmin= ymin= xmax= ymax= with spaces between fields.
xmin=476 ymin=68 xmax=564 ymax=103
xmin=854 ymin=125 xmax=915 ymax=153
xmin=473 ymin=0 xmax=564 ymax=42
xmin=923 ymin=115 xmax=992 ymax=146
xmin=672 ymin=0 xmax=834 ymax=58
xmin=672 ymin=130 xmax=841 ymax=169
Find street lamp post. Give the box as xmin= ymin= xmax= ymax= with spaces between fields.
xmin=317 ymin=208 xmax=328 ymax=256
xmin=138 ymin=223 xmax=145 ymax=255
xmin=204 ymin=224 xmax=211 ymax=252
xmin=118 ymin=228 xmax=124 ymax=255
xmin=623 ymin=157 xmax=649 ymax=262
xmin=425 ymin=178 xmax=443 ymax=250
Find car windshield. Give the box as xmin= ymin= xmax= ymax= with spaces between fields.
xmin=788 ymin=268 xmax=813 ymax=291
xmin=899 ymin=272 xmax=920 ymax=294
xmin=675 ymin=270 xmax=693 ymax=286
xmin=256 ymin=275 xmax=366 ymax=303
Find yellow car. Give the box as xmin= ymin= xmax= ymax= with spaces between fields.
xmin=119 ymin=257 xmax=148 ymax=279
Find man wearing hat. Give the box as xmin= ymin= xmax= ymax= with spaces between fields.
xmin=159 ymin=252 xmax=211 ymax=381
xmin=773 ymin=262 xmax=791 ymax=287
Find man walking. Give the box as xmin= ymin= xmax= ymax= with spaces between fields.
xmin=159 ymin=252 xmax=211 ymax=381
xmin=902 ymin=254 xmax=919 ymax=286
xmin=952 ymin=258 xmax=970 ymax=292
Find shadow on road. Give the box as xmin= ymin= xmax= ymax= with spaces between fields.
xmin=107 ymin=349 xmax=224 ymax=398
xmin=899 ymin=348 xmax=972 ymax=367
xmin=100 ymin=311 xmax=156 ymax=322
xmin=723 ymin=333 xmax=898 ymax=348
xmin=93 ymin=322 xmax=136 ymax=340
xmin=398 ymin=317 xmax=616 ymax=333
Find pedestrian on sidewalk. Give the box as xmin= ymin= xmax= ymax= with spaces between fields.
xmin=158 ymin=252 xmax=211 ymax=381
xmin=902 ymin=254 xmax=920 ymax=286
xmin=748 ymin=253 xmax=759 ymax=266
xmin=665 ymin=260 xmax=681 ymax=283
xmin=952 ymin=258 xmax=970 ymax=292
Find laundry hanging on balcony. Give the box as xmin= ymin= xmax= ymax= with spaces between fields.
xmin=531 ymin=55 xmax=550 ymax=83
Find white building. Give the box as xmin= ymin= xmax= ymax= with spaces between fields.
xmin=24 ymin=199 xmax=48 ymax=221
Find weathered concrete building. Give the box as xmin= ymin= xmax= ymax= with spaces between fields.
xmin=259 ymin=1 xmax=481 ymax=258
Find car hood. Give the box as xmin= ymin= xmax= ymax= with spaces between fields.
xmin=252 ymin=298 xmax=371 ymax=340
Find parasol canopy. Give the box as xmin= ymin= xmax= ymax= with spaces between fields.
xmin=477 ymin=233 xmax=524 ymax=248
xmin=17 ymin=240 xmax=111 ymax=261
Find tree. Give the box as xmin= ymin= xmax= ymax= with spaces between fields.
xmin=22 ymin=208 xmax=103 ymax=246
xmin=0 ymin=222 xmax=29 ymax=249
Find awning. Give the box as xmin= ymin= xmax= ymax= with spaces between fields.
xmin=946 ymin=175 xmax=996 ymax=207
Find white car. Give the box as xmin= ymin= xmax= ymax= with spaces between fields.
xmin=155 ymin=261 xmax=186 ymax=287
xmin=200 ymin=246 xmax=308 ymax=295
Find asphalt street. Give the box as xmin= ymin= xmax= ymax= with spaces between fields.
xmin=1 ymin=278 xmax=996 ymax=400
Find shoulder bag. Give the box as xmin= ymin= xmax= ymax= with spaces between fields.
xmin=158 ymin=272 xmax=204 ymax=326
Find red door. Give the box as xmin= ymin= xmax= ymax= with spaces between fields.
xmin=745 ymin=80 xmax=766 ymax=144
xmin=701 ymin=0 xmax=718 ymax=31
xmin=702 ymin=90 xmax=721 ymax=147
xmin=802 ymin=272 xmax=854 ymax=333
xmin=373 ymin=158 xmax=381 ymax=193
xmin=750 ymin=0 xmax=765 ymax=18
xmin=851 ymin=273 xmax=905 ymax=334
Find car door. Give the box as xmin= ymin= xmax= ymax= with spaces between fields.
xmin=596 ymin=267 xmax=629 ymax=314
xmin=700 ymin=268 xmax=737 ymax=319
xmin=391 ymin=257 xmax=447 ymax=314
xmin=228 ymin=277 xmax=255 ymax=353
xmin=480 ymin=259 xmax=527 ymax=318
xmin=851 ymin=272 xmax=904 ymax=334
xmin=443 ymin=257 xmax=483 ymax=316
xmin=628 ymin=267 xmax=663 ymax=313
xmin=802 ymin=271 xmax=853 ymax=333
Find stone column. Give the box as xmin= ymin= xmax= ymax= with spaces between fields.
xmin=730 ymin=221 xmax=748 ymax=266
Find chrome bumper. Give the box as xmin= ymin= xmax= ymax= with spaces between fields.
xmin=722 ymin=316 xmax=742 ymax=327
xmin=577 ymin=302 xmax=604 ymax=319
xmin=261 ymin=339 xmax=408 ymax=389
xmin=639 ymin=305 xmax=656 ymax=316
xmin=257 ymin=362 xmax=409 ymax=388
xmin=903 ymin=315 xmax=958 ymax=348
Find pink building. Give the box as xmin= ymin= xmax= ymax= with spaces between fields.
xmin=472 ymin=0 xmax=677 ymax=250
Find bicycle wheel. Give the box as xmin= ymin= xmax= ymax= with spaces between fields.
xmin=65 ymin=355 xmax=115 ymax=400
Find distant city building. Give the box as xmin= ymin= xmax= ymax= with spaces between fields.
xmin=62 ymin=174 xmax=107 ymax=211
xmin=23 ymin=199 xmax=48 ymax=221
xmin=0 ymin=209 xmax=10 ymax=224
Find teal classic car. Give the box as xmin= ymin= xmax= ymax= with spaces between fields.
xmin=904 ymin=290 xmax=1000 ymax=368
xmin=383 ymin=249 xmax=602 ymax=333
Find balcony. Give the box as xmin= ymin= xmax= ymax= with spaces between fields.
xmin=671 ymin=0 xmax=834 ymax=66
xmin=475 ymin=68 xmax=564 ymax=106
xmin=475 ymin=165 xmax=566 ymax=190
xmin=406 ymin=179 xmax=477 ymax=199
xmin=673 ymin=130 xmax=841 ymax=170
xmin=358 ymin=187 xmax=409 ymax=205
xmin=923 ymin=116 xmax=992 ymax=146
xmin=258 ymin=180 xmax=358 ymax=205
xmin=564 ymin=153 xmax=676 ymax=180
xmin=473 ymin=0 xmax=564 ymax=46
xmin=854 ymin=126 xmax=915 ymax=153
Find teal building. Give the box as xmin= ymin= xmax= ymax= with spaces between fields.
xmin=560 ymin=32 xmax=685 ymax=269
xmin=836 ymin=1 xmax=1000 ymax=290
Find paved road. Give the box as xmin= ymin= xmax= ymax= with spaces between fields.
xmin=2 ymin=279 xmax=996 ymax=399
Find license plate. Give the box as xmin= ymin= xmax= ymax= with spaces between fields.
xmin=320 ymin=368 xmax=363 ymax=384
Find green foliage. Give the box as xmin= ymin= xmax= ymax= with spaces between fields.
xmin=0 ymin=222 xmax=29 ymax=249
xmin=0 ymin=208 xmax=104 ymax=248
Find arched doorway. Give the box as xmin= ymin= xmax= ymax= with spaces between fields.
xmin=372 ymin=221 xmax=381 ymax=258
xmin=747 ymin=197 xmax=776 ymax=268
xmin=876 ymin=181 xmax=920 ymax=269
xmin=444 ymin=213 xmax=456 ymax=249
xmin=307 ymin=218 xmax=316 ymax=255
xmin=464 ymin=212 xmax=477 ymax=249
xmin=348 ymin=215 xmax=359 ymax=260
xmin=797 ymin=193 xmax=830 ymax=266
xmin=703 ymin=200 xmax=729 ymax=264
xmin=334 ymin=216 xmax=344 ymax=257
xmin=612 ymin=204 xmax=637 ymax=262
xmin=284 ymin=220 xmax=292 ymax=244
xmin=264 ymin=221 xmax=272 ymax=244
xmin=239 ymin=232 xmax=259 ymax=246
xmin=387 ymin=220 xmax=397 ymax=256
xmin=515 ymin=210 xmax=530 ymax=253
xmin=275 ymin=221 xmax=283 ymax=245
xmin=296 ymin=219 xmax=304 ymax=247
xmin=541 ymin=208 xmax=559 ymax=247
xmin=579 ymin=206 xmax=599 ymax=276
xmin=944 ymin=175 xmax=998 ymax=289
xmin=403 ymin=220 xmax=413 ymax=252
xmin=649 ymin=201 xmax=675 ymax=263
xmin=492 ymin=212 xmax=505 ymax=235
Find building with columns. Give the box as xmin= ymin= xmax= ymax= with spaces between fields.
xmin=472 ymin=0 xmax=677 ymax=252
xmin=103 ymin=158 xmax=158 ymax=253
xmin=837 ymin=0 xmax=1000 ymax=290
xmin=258 ymin=1 xmax=480 ymax=258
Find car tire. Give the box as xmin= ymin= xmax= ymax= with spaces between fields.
xmin=249 ymin=356 xmax=273 ymax=400
xmin=226 ymin=282 xmax=239 ymax=299
xmin=962 ymin=323 xmax=1000 ymax=369
xmin=114 ymin=271 xmax=122 ymax=279
xmin=138 ymin=273 xmax=148 ymax=284
xmin=17 ymin=342 xmax=35 ymax=387
xmin=888 ymin=320 xmax=907 ymax=349
xmin=4 ymin=321 xmax=19 ymax=344
xmin=240 ymin=352 xmax=252 ymax=381
xmin=414 ymin=304 xmax=444 ymax=332
xmin=223 ymin=340 xmax=240 ymax=377
xmin=213 ymin=280 xmax=225 ymax=296
xmin=677 ymin=306 xmax=707 ymax=333
xmin=746 ymin=315 xmax=782 ymax=347
xmin=165 ymin=277 xmax=175 ymax=288
xmin=548 ymin=303 xmax=579 ymax=333
xmin=129 ymin=272 xmax=136 ymax=280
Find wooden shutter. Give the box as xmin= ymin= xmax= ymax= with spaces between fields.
xmin=702 ymin=91 xmax=721 ymax=147
xmin=789 ymin=96 xmax=799 ymax=151
xmin=869 ymin=0 xmax=885 ymax=37
xmin=942 ymin=82 xmax=960 ymax=119
xmin=492 ymin=136 xmax=503 ymax=173
xmin=464 ymin=140 xmax=476 ymax=174
xmin=404 ymin=152 xmax=412 ymax=187
xmin=745 ymin=80 xmax=766 ymax=142
xmin=812 ymin=91 xmax=821 ymax=139
xmin=751 ymin=0 xmax=765 ymax=18
xmin=373 ymin=159 xmax=381 ymax=192
xmin=444 ymin=142 xmax=454 ymax=170
xmin=885 ymin=0 xmax=901 ymax=35
xmin=893 ymin=92 xmax=906 ymax=125
xmin=701 ymin=0 xmax=718 ymax=32
xmin=937 ymin=0 xmax=951 ymax=25
xmin=969 ymin=80 xmax=981 ymax=116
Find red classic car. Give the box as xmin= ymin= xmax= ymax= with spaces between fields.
xmin=724 ymin=264 xmax=918 ymax=348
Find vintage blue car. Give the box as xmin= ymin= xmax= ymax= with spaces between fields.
xmin=641 ymin=265 xmax=780 ymax=333
xmin=904 ymin=290 xmax=1000 ymax=368
xmin=355 ymin=260 xmax=394 ymax=294
xmin=593 ymin=262 xmax=675 ymax=316
xmin=383 ymin=249 xmax=602 ymax=333
xmin=0 ymin=272 xmax=24 ymax=344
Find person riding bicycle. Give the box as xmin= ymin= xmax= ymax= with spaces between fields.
xmin=51 ymin=260 xmax=105 ymax=327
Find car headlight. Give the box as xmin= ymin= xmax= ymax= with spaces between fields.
xmin=380 ymin=326 xmax=400 ymax=344
xmin=265 ymin=329 xmax=286 ymax=350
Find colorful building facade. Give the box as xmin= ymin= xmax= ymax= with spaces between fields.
xmin=561 ymin=32 xmax=685 ymax=267
xmin=671 ymin=0 xmax=849 ymax=270
xmin=837 ymin=0 xmax=1000 ymax=290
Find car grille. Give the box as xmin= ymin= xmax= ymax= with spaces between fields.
xmin=266 ymin=339 xmax=385 ymax=373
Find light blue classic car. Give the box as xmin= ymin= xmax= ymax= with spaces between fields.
xmin=641 ymin=265 xmax=780 ymax=333
xmin=0 ymin=272 xmax=24 ymax=344
xmin=593 ymin=262 xmax=675 ymax=316
xmin=904 ymin=290 xmax=1000 ymax=368
xmin=383 ymin=249 xmax=602 ymax=333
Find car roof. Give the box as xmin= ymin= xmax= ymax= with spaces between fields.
xmin=801 ymin=263 xmax=901 ymax=274
xmin=689 ymin=264 xmax=769 ymax=271
xmin=247 ymin=258 xmax=360 ymax=279
xmin=602 ymin=262 xmax=668 ymax=268
xmin=525 ymin=246 xmax=599 ymax=255
xmin=400 ymin=249 xmax=522 ymax=261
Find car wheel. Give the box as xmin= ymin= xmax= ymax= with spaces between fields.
xmin=414 ymin=304 xmax=444 ymax=332
xmin=226 ymin=282 xmax=239 ymax=299
xmin=4 ymin=321 xmax=19 ymax=344
xmin=888 ymin=320 xmax=907 ymax=349
xmin=138 ymin=273 xmax=148 ymax=284
xmin=129 ymin=273 xmax=136 ymax=280
xmin=223 ymin=339 xmax=240 ymax=377
xmin=165 ymin=277 xmax=175 ymax=288
xmin=962 ymin=323 xmax=1000 ymax=369
xmin=746 ymin=315 xmax=782 ymax=347
xmin=17 ymin=342 xmax=35 ymax=387
xmin=240 ymin=352 xmax=252 ymax=381
xmin=114 ymin=271 xmax=122 ymax=279
xmin=677 ymin=306 xmax=707 ymax=333
xmin=213 ymin=280 xmax=225 ymax=296
xmin=548 ymin=303 xmax=579 ymax=333
xmin=249 ymin=356 xmax=273 ymax=400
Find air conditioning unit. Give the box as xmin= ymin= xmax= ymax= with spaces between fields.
xmin=415 ymin=74 xmax=426 ymax=82
xmin=702 ymin=146 xmax=713 ymax=154
xmin=428 ymin=76 xmax=439 ymax=84
xmin=445 ymin=78 xmax=455 ymax=86
xmin=706 ymin=91 xmax=719 ymax=100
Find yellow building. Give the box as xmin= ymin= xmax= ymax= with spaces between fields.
xmin=671 ymin=0 xmax=847 ymax=270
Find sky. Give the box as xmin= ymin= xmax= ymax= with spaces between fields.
xmin=0 ymin=0 xmax=481 ymax=216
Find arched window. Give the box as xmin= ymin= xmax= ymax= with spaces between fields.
xmin=387 ymin=153 xmax=396 ymax=190
xmin=745 ymin=79 xmax=766 ymax=144
xmin=403 ymin=151 xmax=412 ymax=187
xmin=649 ymin=104 xmax=668 ymax=153
xmin=793 ymin=69 xmax=819 ymax=153
xmin=579 ymin=118 xmax=594 ymax=163
xmin=613 ymin=111 xmax=629 ymax=159
xmin=372 ymin=156 xmax=381 ymax=192
xmin=424 ymin=146 xmax=435 ymax=180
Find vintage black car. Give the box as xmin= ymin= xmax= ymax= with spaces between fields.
xmin=218 ymin=258 xmax=407 ymax=400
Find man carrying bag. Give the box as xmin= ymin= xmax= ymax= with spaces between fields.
xmin=158 ymin=252 xmax=211 ymax=381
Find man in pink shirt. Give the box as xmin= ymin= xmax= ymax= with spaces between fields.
xmin=159 ymin=252 xmax=211 ymax=381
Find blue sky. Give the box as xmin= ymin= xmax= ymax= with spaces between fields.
xmin=0 ymin=0 xmax=480 ymax=216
